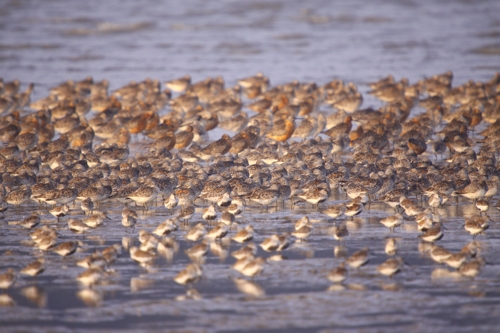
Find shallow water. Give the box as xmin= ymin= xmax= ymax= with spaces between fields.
xmin=2 ymin=197 xmax=500 ymax=332
xmin=2 ymin=0 xmax=500 ymax=332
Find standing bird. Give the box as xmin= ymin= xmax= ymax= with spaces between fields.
xmin=419 ymin=222 xmax=444 ymax=242
xmin=232 ymin=225 xmax=255 ymax=244
xmin=19 ymin=212 xmax=41 ymax=229
xmin=20 ymin=258 xmax=45 ymax=277
xmin=380 ymin=214 xmax=403 ymax=233
xmin=122 ymin=208 xmax=138 ymax=232
xmin=464 ymin=216 xmax=489 ymax=239
xmin=202 ymin=205 xmax=217 ymax=224
xmin=126 ymin=180 xmax=158 ymax=210
xmin=153 ymin=219 xmax=178 ymax=237
xmin=407 ymin=137 xmax=427 ymax=155
xmin=5 ymin=185 xmax=32 ymax=208
xmin=200 ymin=134 xmax=232 ymax=159
xmin=49 ymin=204 xmax=69 ymax=221
xmin=185 ymin=223 xmax=207 ymax=242
xmin=174 ymin=126 xmax=194 ymax=149
xmin=385 ymin=238 xmax=398 ymax=256
xmin=130 ymin=247 xmax=156 ymax=266
xmin=0 ymin=269 xmax=16 ymax=291
xmin=266 ymin=115 xmax=296 ymax=142
xmin=331 ymin=224 xmax=349 ymax=242
xmin=323 ymin=116 xmax=352 ymax=138
xmin=328 ymin=262 xmax=348 ymax=284
xmin=217 ymin=193 xmax=232 ymax=208
xmin=81 ymin=197 xmax=94 ymax=216
xmin=321 ymin=203 xmax=346 ymax=220
xmin=332 ymin=92 xmax=363 ymax=113
xmin=178 ymin=205 xmax=195 ymax=224
xmin=173 ymin=263 xmax=203 ymax=285
xmin=238 ymin=257 xmax=266 ymax=278
xmin=377 ymin=257 xmax=405 ymax=278
xmin=428 ymin=193 xmax=443 ymax=213
xmin=164 ymin=194 xmax=178 ymax=210
xmin=475 ymin=199 xmax=489 ymax=215
xmin=431 ymin=138 xmax=446 ymax=159
xmin=52 ymin=241 xmax=78 ymax=257
xmin=205 ymin=222 xmax=229 ymax=241
xmin=346 ymin=248 xmax=370 ymax=269
xmin=458 ymin=258 xmax=485 ymax=279
xmin=165 ymin=75 xmax=191 ymax=93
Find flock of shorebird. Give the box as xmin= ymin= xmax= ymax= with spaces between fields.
xmin=0 ymin=70 xmax=500 ymax=302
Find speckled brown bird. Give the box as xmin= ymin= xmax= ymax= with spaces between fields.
xmin=324 ymin=115 xmax=352 ymax=138
xmin=230 ymin=132 xmax=250 ymax=154
xmin=247 ymin=98 xmax=272 ymax=113
xmin=0 ymin=122 xmax=20 ymax=143
xmin=408 ymin=137 xmax=427 ymax=155
xmin=152 ymin=131 xmax=176 ymax=151
xmin=165 ymin=75 xmax=191 ymax=92
xmin=202 ymin=134 xmax=232 ymax=157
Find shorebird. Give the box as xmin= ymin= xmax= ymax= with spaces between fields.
xmin=380 ymin=214 xmax=403 ymax=233
xmin=458 ymin=258 xmax=485 ymax=279
xmin=173 ymin=263 xmax=203 ymax=285
xmin=153 ymin=219 xmax=178 ymax=237
xmin=0 ymin=269 xmax=16 ymax=291
xmin=81 ymin=197 xmax=94 ymax=215
xmin=475 ymin=198 xmax=490 ymax=215
xmin=428 ymin=193 xmax=444 ymax=212
xmin=429 ymin=245 xmax=453 ymax=264
xmin=82 ymin=211 xmax=109 ymax=228
xmin=321 ymin=203 xmax=346 ymax=220
xmin=464 ymin=215 xmax=489 ymax=239
xmin=385 ymin=238 xmax=398 ymax=256
xmin=121 ymin=210 xmax=137 ymax=232
xmin=238 ymin=257 xmax=266 ymax=278
xmin=259 ymin=234 xmax=280 ymax=252
xmin=126 ymin=180 xmax=158 ymax=210
xmin=165 ymin=75 xmax=191 ymax=92
xmin=452 ymin=180 xmax=487 ymax=203
xmin=164 ymin=194 xmax=178 ymax=210
xmin=129 ymin=246 xmax=155 ymax=266
xmin=76 ymin=268 xmax=103 ymax=288
xmin=202 ymin=205 xmax=217 ymax=224
xmin=19 ymin=212 xmax=40 ymax=229
xmin=232 ymin=243 xmax=258 ymax=260
xmin=20 ymin=259 xmax=46 ymax=277
xmin=328 ymin=262 xmax=348 ymax=284
xmin=68 ymin=219 xmax=90 ymax=234
xmin=204 ymin=222 xmax=229 ymax=241
xmin=185 ymin=223 xmax=207 ymax=242
xmin=232 ymin=225 xmax=254 ymax=243
xmin=377 ymin=257 xmax=404 ymax=278
xmin=346 ymin=248 xmax=370 ymax=269
xmin=52 ymin=241 xmax=78 ymax=257
xmin=178 ymin=205 xmax=195 ymax=224
xmin=266 ymin=115 xmax=295 ymax=142
xmin=49 ymin=204 xmax=69 ymax=221
xmin=344 ymin=196 xmax=366 ymax=219
xmin=419 ymin=222 xmax=444 ymax=242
